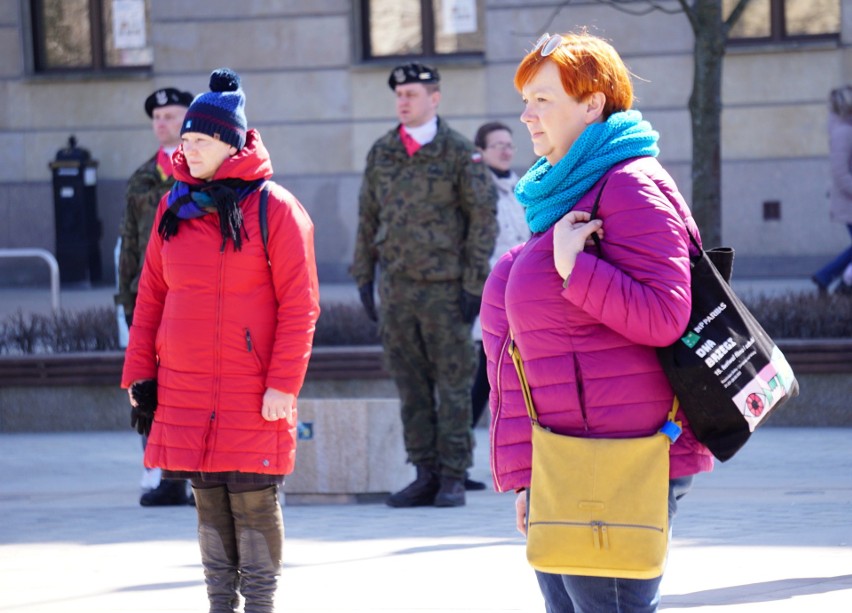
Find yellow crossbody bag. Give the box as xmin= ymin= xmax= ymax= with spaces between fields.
xmin=509 ymin=337 xmax=681 ymax=579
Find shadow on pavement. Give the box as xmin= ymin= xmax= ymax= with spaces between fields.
xmin=662 ymin=574 xmax=852 ymax=608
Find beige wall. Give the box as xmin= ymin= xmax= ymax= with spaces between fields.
xmin=1 ymin=0 xmax=850 ymax=285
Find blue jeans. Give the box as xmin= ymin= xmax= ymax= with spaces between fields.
xmin=813 ymin=224 xmax=852 ymax=288
xmin=534 ymin=476 xmax=694 ymax=613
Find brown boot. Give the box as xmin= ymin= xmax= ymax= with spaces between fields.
xmin=434 ymin=475 xmax=466 ymax=507
xmin=229 ymin=486 xmax=283 ymax=613
xmin=193 ymin=486 xmax=239 ymax=613
xmin=386 ymin=464 xmax=439 ymax=508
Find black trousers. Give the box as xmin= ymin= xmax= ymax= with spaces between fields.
xmin=471 ymin=341 xmax=489 ymax=428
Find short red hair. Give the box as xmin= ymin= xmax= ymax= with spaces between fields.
xmin=514 ymin=31 xmax=633 ymax=119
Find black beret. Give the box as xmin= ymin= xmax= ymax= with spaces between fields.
xmin=144 ymin=87 xmax=194 ymax=118
xmin=388 ymin=63 xmax=440 ymax=90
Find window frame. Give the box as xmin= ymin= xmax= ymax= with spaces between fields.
xmin=29 ymin=0 xmax=152 ymax=75
xmin=358 ymin=0 xmax=484 ymax=62
xmin=727 ymin=0 xmax=840 ymax=46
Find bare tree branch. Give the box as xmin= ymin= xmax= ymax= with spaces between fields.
xmin=677 ymin=0 xmax=699 ymax=31
xmin=723 ymin=0 xmax=752 ymax=36
xmin=538 ymin=1 xmax=574 ymax=34
xmin=518 ymin=0 xmax=686 ymax=36
xmin=599 ymin=0 xmax=682 ymax=16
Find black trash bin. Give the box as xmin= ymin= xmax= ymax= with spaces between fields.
xmin=49 ymin=135 xmax=102 ymax=285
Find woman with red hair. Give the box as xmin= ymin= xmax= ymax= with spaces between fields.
xmin=480 ymin=31 xmax=713 ymax=612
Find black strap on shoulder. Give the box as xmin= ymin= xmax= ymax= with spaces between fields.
xmin=259 ymin=183 xmax=270 ymax=266
xmin=589 ymin=177 xmax=703 ymax=257
xmin=589 ymin=179 xmax=608 ymax=257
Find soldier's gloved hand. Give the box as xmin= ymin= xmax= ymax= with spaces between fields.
xmin=129 ymin=379 xmax=158 ymax=437
xmin=460 ymin=291 xmax=481 ymax=324
xmin=358 ymin=282 xmax=378 ymax=322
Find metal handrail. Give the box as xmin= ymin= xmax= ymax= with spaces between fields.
xmin=0 ymin=248 xmax=61 ymax=313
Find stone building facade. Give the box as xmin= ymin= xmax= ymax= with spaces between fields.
xmin=0 ymin=0 xmax=849 ymax=285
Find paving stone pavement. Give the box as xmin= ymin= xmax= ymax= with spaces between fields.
xmin=0 ymin=279 xmax=848 ymax=611
xmin=1 ymin=426 xmax=850 ymax=612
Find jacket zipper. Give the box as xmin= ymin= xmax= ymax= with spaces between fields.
xmin=203 ymin=251 xmax=226 ymax=471
xmin=529 ymin=520 xmax=664 ymax=550
xmin=245 ymin=328 xmax=265 ymax=371
xmin=490 ymin=332 xmax=512 ymax=492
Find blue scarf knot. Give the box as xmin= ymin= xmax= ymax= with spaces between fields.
xmin=515 ymin=110 xmax=660 ymax=233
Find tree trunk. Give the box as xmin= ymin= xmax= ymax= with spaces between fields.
xmin=687 ymin=0 xmax=726 ymax=248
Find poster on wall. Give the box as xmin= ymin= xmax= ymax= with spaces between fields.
xmin=113 ymin=0 xmax=147 ymax=49
xmin=442 ymin=0 xmax=477 ymax=35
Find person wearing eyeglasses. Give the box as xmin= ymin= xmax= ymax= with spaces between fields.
xmin=469 ymin=122 xmax=530 ymax=483
xmin=122 ymin=68 xmax=320 ymax=613
xmin=352 ymin=63 xmax=498 ymax=508
xmin=480 ymin=31 xmax=713 ymax=611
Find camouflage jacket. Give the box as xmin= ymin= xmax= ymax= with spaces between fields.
xmin=115 ymin=152 xmax=175 ymax=316
xmin=352 ymin=118 xmax=497 ymax=295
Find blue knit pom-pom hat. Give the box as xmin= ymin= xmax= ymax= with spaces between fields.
xmin=181 ymin=68 xmax=247 ymax=150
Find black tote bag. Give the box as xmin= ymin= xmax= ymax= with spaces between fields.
xmin=656 ymin=235 xmax=799 ymax=461
xmin=588 ymin=181 xmax=799 ymax=461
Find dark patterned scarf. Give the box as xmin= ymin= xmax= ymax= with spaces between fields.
xmin=158 ymin=178 xmax=263 ymax=252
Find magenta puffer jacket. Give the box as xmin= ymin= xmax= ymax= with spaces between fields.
xmin=481 ymin=157 xmax=714 ymax=493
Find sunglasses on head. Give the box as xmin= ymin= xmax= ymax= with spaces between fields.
xmin=532 ymin=33 xmax=563 ymax=57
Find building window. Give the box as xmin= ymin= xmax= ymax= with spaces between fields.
xmin=31 ymin=0 xmax=152 ymax=73
xmin=361 ymin=0 xmax=484 ymax=60
xmin=724 ymin=0 xmax=840 ymax=43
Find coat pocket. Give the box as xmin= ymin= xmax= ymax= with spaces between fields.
xmin=244 ymin=328 xmax=266 ymax=373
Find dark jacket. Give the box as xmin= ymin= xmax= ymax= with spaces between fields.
xmin=115 ymin=152 xmax=176 ymax=318
xmin=352 ymin=118 xmax=498 ymax=295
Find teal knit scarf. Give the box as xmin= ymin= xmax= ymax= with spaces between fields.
xmin=515 ymin=110 xmax=660 ymax=233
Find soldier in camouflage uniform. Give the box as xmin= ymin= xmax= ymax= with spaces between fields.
xmin=116 ymin=87 xmax=193 ymax=507
xmin=352 ymin=63 xmax=497 ymax=508
xmin=116 ymin=87 xmax=193 ymax=327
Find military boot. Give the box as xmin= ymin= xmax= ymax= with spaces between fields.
xmin=386 ymin=464 xmax=439 ymax=508
xmin=434 ymin=474 xmax=466 ymax=507
xmin=193 ymin=486 xmax=240 ymax=613
xmin=229 ymin=486 xmax=283 ymax=613
xmin=464 ymin=471 xmax=486 ymax=491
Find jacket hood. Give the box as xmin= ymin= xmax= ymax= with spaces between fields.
xmin=171 ymin=128 xmax=274 ymax=185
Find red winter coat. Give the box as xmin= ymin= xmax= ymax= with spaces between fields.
xmin=121 ymin=129 xmax=320 ymax=476
xmin=481 ymin=157 xmax=714 ymax=493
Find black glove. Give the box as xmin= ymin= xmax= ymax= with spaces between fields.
xmin=358 ymin=282 xmax=378 ymax=322
xmin=124 ymin=311 xmax=133 ymax=328
xmin=460 ymin=291 xmax=481 ymax=324
xmin=130 ymin=379 xmax=158 ymax=437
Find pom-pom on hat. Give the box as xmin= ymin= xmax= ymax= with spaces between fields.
xmin=181 ymin=68 xmax=247 ymax=150
xmin=144 ymin=87 xmax=193 ymax=118
xmin=388 ymin=63 xmax=440 ymax=90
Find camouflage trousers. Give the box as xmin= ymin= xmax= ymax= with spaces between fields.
xmin=378 ymin=277 xmax=475 ymax=478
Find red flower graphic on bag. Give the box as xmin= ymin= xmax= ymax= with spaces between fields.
xmin=745 ymin=393 xmax=765 ymax=417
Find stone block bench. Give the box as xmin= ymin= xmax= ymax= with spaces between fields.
xmin=0 ymin=340 xmax=849 ymax=500
xmin=284 ymin=398 xmax=411 ymax=504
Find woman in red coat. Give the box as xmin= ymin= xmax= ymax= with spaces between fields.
xmin=122 ymin=68 xmax=320 ymax=613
